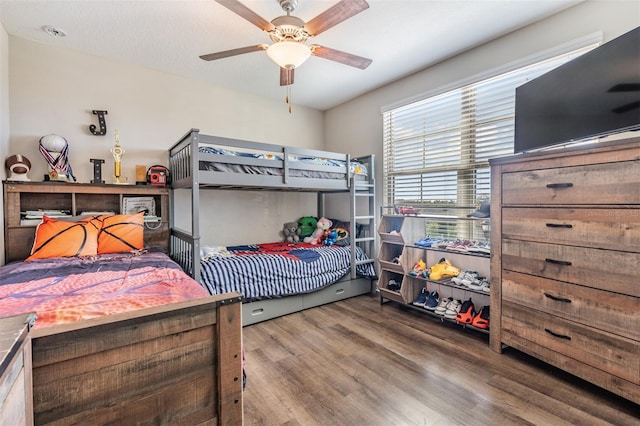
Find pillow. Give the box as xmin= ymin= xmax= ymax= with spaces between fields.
xmin=27 ymin=216 xmax=99 ymax=260
xmin=327 ymin=218 xmax=360 ymax=247
xmin=97 ymin=212 xmax=144 ymax=254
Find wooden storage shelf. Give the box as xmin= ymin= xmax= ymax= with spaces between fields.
xmin=405 ymin=275 xmax=490 ymax=298
xmin=3 ymin=181 xmax=170 ymax=263
xmin=377 ymin=215 xmax=405 ymax=243
xmin=403 ymin=303 xmax=490 ymax=335
xmin=378 ymin=269 xmax=406 ymax=304
xmin=377 ymin=213 xmax=491 ymax=339
xmin=377 ymin=241 xmax=404 ymax=273
xmin=406 ymin=245 xmax=490 ymax=259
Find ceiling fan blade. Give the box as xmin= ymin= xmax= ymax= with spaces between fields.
xmin=303 ymin=0 xmax=369 ymax=36
xmin=214 ymin=0 xmax=275 ymax=32
xmin=310 ymin=45 xmax=372 ymax=70
xmin=200 ymin=44 xmax=268 ymax=61
xmin=280 ymin=67 xmax=295 ymax=86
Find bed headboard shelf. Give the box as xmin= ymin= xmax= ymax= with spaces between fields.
xmin=3 ymin=181 xmax=170 ymax=263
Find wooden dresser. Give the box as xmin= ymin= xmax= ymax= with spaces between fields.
xmin=489 ymin=138 xmax=639 ymax=404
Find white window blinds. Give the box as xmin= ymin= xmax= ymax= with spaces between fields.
xmin=382 ymin=43 xmax=598 ymax=227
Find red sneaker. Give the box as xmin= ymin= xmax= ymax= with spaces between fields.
xmin=472 ymin=305 xmax=490 ymax=329
xmin=455 ymin=298 xmax=475 ymax=324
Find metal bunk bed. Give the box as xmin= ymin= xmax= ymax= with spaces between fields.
xmin=168 ymin=128 xmax=377 ymax=325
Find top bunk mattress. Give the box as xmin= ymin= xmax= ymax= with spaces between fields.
xmin=198 ymin=146 xmax=368 ymax=180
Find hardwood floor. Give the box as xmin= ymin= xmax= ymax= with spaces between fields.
xmin=242 ymin=294 xmax=639 ymax=426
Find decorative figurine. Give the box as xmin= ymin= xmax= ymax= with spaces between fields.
xmin=90 ymin=158 xmax=105 ymax=184
xmin=5 ymin=154 xmax=32 ymax=181
xmin=89 ymin=110 xmax=108 ymax=135
xmin=39 ymin=134 xmax=76 ymax=182
xmin=111 ymin=130 xmax=125 ymax=184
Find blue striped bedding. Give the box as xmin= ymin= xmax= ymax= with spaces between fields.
xmin=199 ymin=242 xmax=376 ymax=300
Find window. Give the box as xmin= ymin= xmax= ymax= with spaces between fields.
xmin=382 ymin=43 xmax=597 ymax=240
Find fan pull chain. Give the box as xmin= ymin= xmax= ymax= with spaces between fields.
xmin=286 ymin=84 xmax=292 ymax=113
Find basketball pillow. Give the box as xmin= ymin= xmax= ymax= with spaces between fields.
xmin=97 ymin=212 xmax=144 ymax=254
xmin=27 ymin=216 xmax=99 ymax=260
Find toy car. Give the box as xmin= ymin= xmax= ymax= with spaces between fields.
xmin=396 ymin=206 xmax=419 ymax=215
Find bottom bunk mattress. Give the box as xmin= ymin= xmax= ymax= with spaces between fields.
xmin=200 ymin=242 xmax=376 ymax=300
xmin=0 ymin=251 xmax=209 ymax=327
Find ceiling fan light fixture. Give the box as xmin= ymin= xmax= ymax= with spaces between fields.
xmin=266 ymin=41 xmax=311 ymax=69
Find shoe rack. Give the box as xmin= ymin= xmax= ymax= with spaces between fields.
xmin=377 ymin=212 xmax=491 ymax=336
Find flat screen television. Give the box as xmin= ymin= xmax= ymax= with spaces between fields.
xmin=514 ymin=26 xmax=640 ymax=153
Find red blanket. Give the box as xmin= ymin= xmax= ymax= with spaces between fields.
xmin=0 ymin=252 xmax=208 ymax=328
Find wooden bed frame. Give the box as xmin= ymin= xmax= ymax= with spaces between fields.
xmin=167 ymin=129 xmax=378 ymax=325
xmin=30 ymin=293 xmax=243 ymax=425
xmin=1 ymin=180 xmax=245 ymax=424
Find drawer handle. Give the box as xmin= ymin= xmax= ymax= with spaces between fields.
xmin=544 ymin=292 xmax=572 ymax=303
xmin=545 ymin=258 xmax=572 ymax=266
xmin=545 ymin=328 xmax=572 ymax=340
xmin=546 ymin=182 xmax=573 ymax=189
xmin=545 ymin=223 xmax=573 ymax=229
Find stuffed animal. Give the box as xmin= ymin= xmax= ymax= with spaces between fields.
xmin=323 ymin=229 xmax=338 ymax=246
xmin=305 ymin=217 xmax=332 ymax=244
xmin=282 ymin=221 xmax=301 ymax=243
xmin=297 ymin=216 xmax=318 ymax=238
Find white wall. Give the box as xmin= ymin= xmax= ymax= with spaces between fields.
xmin=0 ymin=16 xmax=9 ymax=264
xmin=7 ymin=37 xmax=325 ymax=248
xmin=4 ymin=1 xmax=640 ymax=259
xmin=324 ymin=0 xmax=640 ymax=218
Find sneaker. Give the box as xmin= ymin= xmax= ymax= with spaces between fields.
xmin=472 ymin=305 xmax=490 ymax=329
xmin=415 ymin=237 xmax=439 ymax=248
xmin=387 ymin=279 xmax=401 ymax=292
xmin=409 ymin=259 xmax=427 ymax=276
xmin=448 ymin=240 xmax=473 ymax=253
xmin=434 ymin=240 xmax=454 ymax=250
xmin=428 ymin=258 xmax=461 ymax=281
xmin=461 ymin=273 xmax=483 ymax=287
xmin=452 ymin=270 xmax=477 ymax=286
xmin=455 ymin=298 xmax=475 ymax=324
xmin=424 ymin=291 xmax=440 ymax=310
xmin=467 ymin=277 xmax=488 ymax=291
xmin=412 ymin=288 xmax=428 ymax=306
xmin=468 ymin=241 xmax=491 ymax=255
xmin=444 ymin=299 xmax=462 ymax=319
xmin=434 ymin=297 xmax=453 ymax=316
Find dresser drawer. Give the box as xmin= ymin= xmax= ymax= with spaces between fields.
xmin=501 ymin=159 xmax=640 ymax=205
xmin=502 ymin=239 xmax=639 ymax=296
xmin=501 ymin=270 xmax=640 ymax=341
xmin=502 ymin=303 xmax=640 ymax=385
xmin=502 ymin=207 xmax=640 ymax=252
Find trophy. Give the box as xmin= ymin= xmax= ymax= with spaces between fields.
xmin=111 ymin=130 xmax=126 ymax=184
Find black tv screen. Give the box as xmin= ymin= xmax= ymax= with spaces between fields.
xmin=514 ymin=27 xmax=640 ymax=153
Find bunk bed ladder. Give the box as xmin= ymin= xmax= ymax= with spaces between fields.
xmin=350 ymin=155 xmax=377 ymax=280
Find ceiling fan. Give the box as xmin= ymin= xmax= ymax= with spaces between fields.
xmin=200 ymin=0 xmax=372 ymax=90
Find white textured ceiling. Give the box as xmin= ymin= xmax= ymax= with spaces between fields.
xmin=0 ymin=0 xmax=582 ymax=110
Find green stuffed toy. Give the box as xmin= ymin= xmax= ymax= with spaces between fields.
xmin=297 ymin=216 xmax=318 ymax=238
